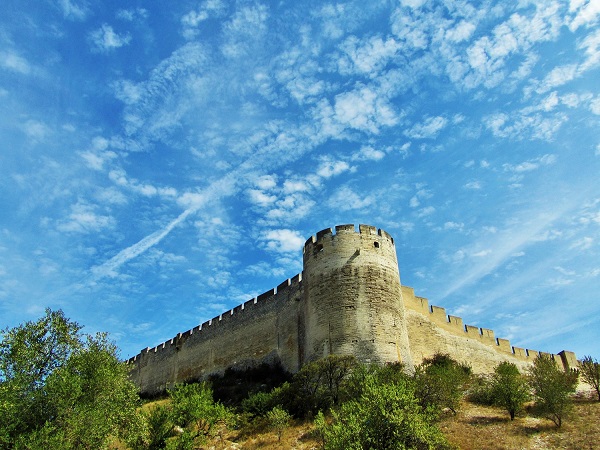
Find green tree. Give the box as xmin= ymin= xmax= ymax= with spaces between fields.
xmin=489 ymin=362 xmax=530 ymax=420
xmin=131 ymin=405 xmax=171 ymax=450
xmin=266 ymin=406 xmax=291 ymax=442
xmin=168 ymin=383 xmax=231 ymax=449
xmin=241 ymin=390 xmax=276 ymax=418
xmin=282 ymin=355 xmax=357 ymax=417
xmin=414 ymin=353 xmax=472 ymax=415
xmin=315 ymin=355 xmax=357 ymax=405
xmin=316 ymin=372 xmax=450 ymax=450
xmin=0 ymin=309 xmax=142 ymax=449
xmin=0 ymin=308 xmax=81 ymax=446
xmin=529 ymin=355 xmax=578 ymax=427
xmin=579 ymin=355 xmax=600 ymax=401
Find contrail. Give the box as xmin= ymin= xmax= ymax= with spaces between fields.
xmin=85 ymin=120 xmax=314 ymax=284
xmin=90 ymin=207 xmax=196 ymax=280
xmin=39 ymin=205 xmax=200 ymax=305
xmin=88 ymin=174 xmax=236 ymax=282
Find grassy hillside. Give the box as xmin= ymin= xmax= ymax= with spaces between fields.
xmin=193 ymin=394 xmax=599 ymax=449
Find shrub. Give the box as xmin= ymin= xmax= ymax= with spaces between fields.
xmin=579 ymin=355 xmax=600 ymax=401
xmin=266 ymin=406 xmax=291 ymax=441
xmin=316 ymin=372 xmax=450 ymax=450
xmin=0 ymin=309 xmax=142 ymax=449
xmin=529 ymin=355 xmax=578 ymax=427
xmin=280 ymin=355 xmax=357 ymax=418
xmin=489 ymin=362 xmax=530 ymax=420
xmin=241 ymin=390 xmax=276 ymax=418
xmin=168 ymin=382 xmax=232 ymax=448
xmin=414 ymin=353 xmax=472 ymax=415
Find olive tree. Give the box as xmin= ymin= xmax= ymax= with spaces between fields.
xmin=529 ymin=355 xmax=578 ymax=427
xmin=316 ymin=371 xmax=451 ymax=450
xmin=0 ymin=309 xmax=142 ymax=449
xmin=579 ymin=355 xmax=600 ymax=401
xmin=490 ymin=362 xmax=530 ymax=420
xmin=266 ymin=406 xmax=291 ymax=442
xmin=413 ymin=353 xmax=472 ymax=415
xmin=168 ymin=382 xmax=232 ymax=449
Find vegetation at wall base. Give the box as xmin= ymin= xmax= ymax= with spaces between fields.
xmin=528 ymin=355 xmax=579 ymax=428
xmin=209 ymin=361 xmax=292 ymax=407
xmin=316 ymin=370 xmax=451 ymax=450
xmin=489 ymin=362 xmax=530 ymax=420
xmin=579 ymin=355 xmax=600 ymax=402
xmin=413 ymin=353 xmax=472 ymax=415
xmin=0 ymin=309 xmax=143 ymax=450
xmin=3 ymin=311 xmax=600 ymax=449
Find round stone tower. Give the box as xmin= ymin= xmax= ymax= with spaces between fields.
xmin=302 ymin=224 xmax=413 ymax=369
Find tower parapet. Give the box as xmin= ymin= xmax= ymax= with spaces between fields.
xmin=302 ymin=224 xmax=413 ymax=368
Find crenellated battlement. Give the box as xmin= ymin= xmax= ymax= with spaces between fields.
xmin=126 ymin=272 xmax=303 ymax=365
xmin=303 ymin=223 xmax=395 ymax=253
xmin=128 ymin=224 xmax=576 ymax=395
xmin=400 ymin=285 xmax=574 ymax=369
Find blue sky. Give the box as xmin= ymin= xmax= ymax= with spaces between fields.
xmin=1 ymin=0 xmax=599 ymax=361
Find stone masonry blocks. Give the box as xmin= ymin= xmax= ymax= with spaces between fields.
xmin=128 ymin=224 xmax=576 ymax=395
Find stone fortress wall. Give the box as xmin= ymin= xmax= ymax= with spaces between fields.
xmin=128 ymin=224 xmax=578 ymax=396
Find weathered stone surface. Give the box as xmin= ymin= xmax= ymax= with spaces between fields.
xmin=128 ymin=224 xmax=574 ymax=396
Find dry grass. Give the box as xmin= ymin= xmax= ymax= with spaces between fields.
xmin=210 ymin=417 xmax=321 ymax=450
xmin=441 ymin=396 xmax=600 ymax=450
xmin=138 ymin=390 xmax=599 ymax=449
xmin=204 ymin=395 xmax=600 ymax=449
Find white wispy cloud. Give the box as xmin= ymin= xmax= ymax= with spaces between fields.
xmin=570 ymin=236 xmax=594 ymax=250
xmin=327 ymin=186 xmax=374 ymax=211
xmin=114 ymin=43 xmax=209 ymax=139
xmin=58 ymin=0 xmax=88 ymax=20
xmin=57 ymin=202 xmax=115 ymax=234
xmin=333 ymin=86 xmax=399 ymax=134
xmin=445 ymin=20 xmax=476 ymax=43
xmin=261 ymin=229 xmax=305 ymax=254
xmin=484 ymin=111 xmax=567 ymax=141
xmin=567 ymin=0 xmax=600 ymax=31
xmin=181 ymin=0 xmax=227 ymax=39
xmin=440 ymin=199 xmax=580 ymax=300
xmin=221 ymin=4 xmax=269 ymax=58
xmin=464 ymin=181 xmax=482 ymax=190
xmin=536 ymin=64 xmax=578 ymax=93
xmin=22 ymin=120 xmax=51 ymax=143
xmin=0 ymin=50 xmax=31 ymax=74
xmin=337 ymin=35 xmax=400 ymax=77
xmin=247 ymin=189 xmax=277 ymax=207
xmin=316 ymin=158 xmax=352 ymax=178
xmin=116 ymin=8 xmax=148 ymax=22
xmin=503 ymin=154 xmax=557 ymax=173
xmin=79 ymin=137 xmax=117 ymax=171
xmin=352 ymin=145 xmax=387 ymax=161
xmin=89 ymin=25 xmax=131 ymax=52
xmin=108 ymin=168 xmax=177 ymax=199
xmin=405 ymin=116 xmax=448 ymax=139
xmin=578 ymin=27 xmax=600 ymax=71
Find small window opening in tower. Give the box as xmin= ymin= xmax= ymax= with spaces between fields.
xmin=374 ymin=241 xmax=380 ymax=248
xmin=314 ymin=243 xmax=323 ymax=254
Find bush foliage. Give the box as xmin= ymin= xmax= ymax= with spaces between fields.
xmin=413 ymin=353 xmax=472 ymax=415
xmin=579 ymin=355 xmax=600 ymax=402
xmin=489 ymin=362 xmax=530 ymax=420
xmin=316 ymin=367 xmax=451 ymax=450
xmin=3 ymin=311 xmax=594 ymax=448
xmin=529 ymin=355 xmax=578 ymax=427
xmin=0 ymin=309 xmax=142 ymax=449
